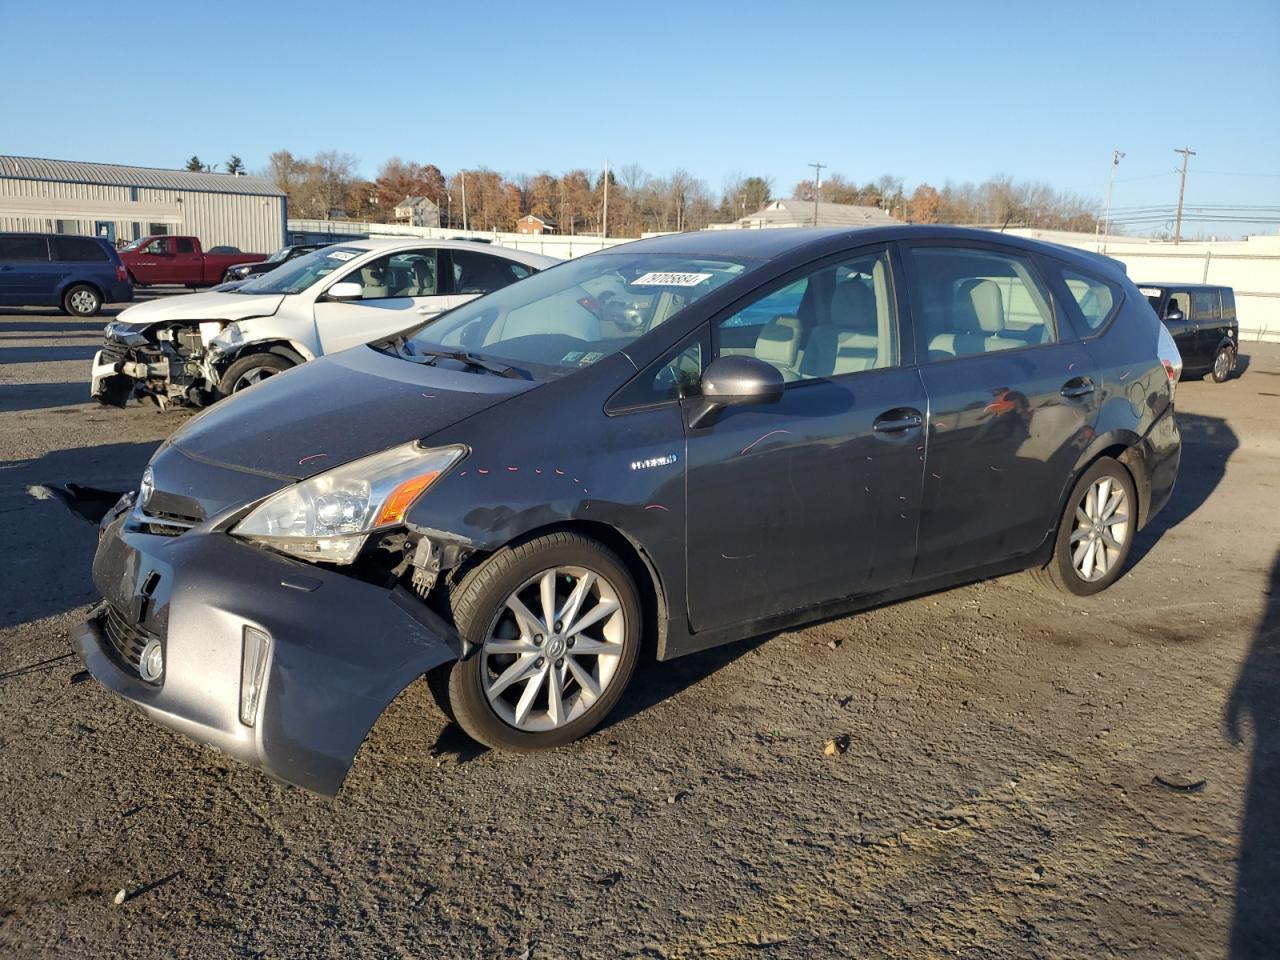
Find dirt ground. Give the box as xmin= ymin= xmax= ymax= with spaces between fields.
xmin=1 ymin=301 xmax=1277 ymax=960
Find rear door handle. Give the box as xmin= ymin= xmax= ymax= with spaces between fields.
xmin=1061 ymin=377 xmax=1095 ymax=400
xmin=873 ymin=410 xmax=924 ymax=434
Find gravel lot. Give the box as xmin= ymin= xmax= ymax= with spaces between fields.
xmin=1 ymin=301 xmax=1278 ymax=959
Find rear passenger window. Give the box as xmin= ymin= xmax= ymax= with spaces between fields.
xmin=717 ymin=249 xmax=897 ymax=383
xmin=908 ymin=247 xmax=1056 ymax=361
xmin=452 ymin=250 xmax=528 ymax=294
xmin=176 ymin=238 xmax=195 ymax=254
xmin=1060 ymin=269 xmax=1116 ymax=330
xmin=51 ymin=237 xmax=109 ymax=262
xmin=0 ymin=236 xmax=50 ymax=261
xmin=1192 ymin=289 xmax=1221 ymax=321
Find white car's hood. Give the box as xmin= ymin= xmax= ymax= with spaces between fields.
xmin=113 ymin=291 xmax=285 ymax=331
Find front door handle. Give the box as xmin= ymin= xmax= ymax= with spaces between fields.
xmin=1061 ymin=377 xmax=1095 ymax=400
xmin=873 ymin=409 xmax=924 ymax=434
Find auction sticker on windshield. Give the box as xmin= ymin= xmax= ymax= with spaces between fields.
xmin=632 ymin=272 xmax=712 ymax=287
xmin=328 ymin=251 xmax=358 ymax=261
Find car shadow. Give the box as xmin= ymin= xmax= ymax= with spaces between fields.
xmin=1129 ymin=410 xmax=1238 ymax=568
xmin=0 ymin=321 xmax=105 ymax=334
xmin=0 ymin=344 xmax=99 ymax=364
xmin=0 ymin=382 xmax=93 ymax=413
xmin=0 ymin=440 xmax=161 ymax=629
xmin=1225 ymin=550 xmax=1280 ymax=957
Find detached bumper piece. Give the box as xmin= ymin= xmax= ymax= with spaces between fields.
xmin=74 ymin=506 xmax=461 ymax=795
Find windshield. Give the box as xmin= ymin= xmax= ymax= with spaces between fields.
xmin=237 ymin=246 xmax=365 ymax=295
xmin=401 ymin=252 xmax=756 ymax=377
xmin=264 ymin=247 xmax=293 ymax=263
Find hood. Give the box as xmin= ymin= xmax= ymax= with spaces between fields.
xmin=113 ymin=290 xmax=285 ymax=330
xmin=170 ymin=345 xmax=538 ymax=480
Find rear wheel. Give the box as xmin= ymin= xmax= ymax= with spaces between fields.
xmin=63 ymin=284 xmax=102 ymax=317
xmin=1211 ymin=344 xmax=1235 ymax=383
xmin=215 ymin=352 xmax=292 ymax=397
xmin=434 ymin=532 xmax=642 ymax=751
xmin=1032 ymin=457 xmax=1137 ymax=596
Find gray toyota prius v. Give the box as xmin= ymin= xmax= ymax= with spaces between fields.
xmin=76 ymin=226 xmax=1183 ymax=795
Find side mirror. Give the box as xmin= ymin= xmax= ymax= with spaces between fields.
xmin=1164 ymin=305 xmax=1185 ymax=323
xmin=327 ymin=281 xmax=362 ymax=302
xmin=686 ymin=355 xmax=784 ymax=428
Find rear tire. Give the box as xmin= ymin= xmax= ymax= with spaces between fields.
xmin=1031 ymin=456 xmax=1137 ymax=597
xmin=63 ymin=284 xmax=102 ymax=317
xmin=1211 ymin=344 xmax=1234 ymax=383
xmin=215 ymin=352 xmax=292 ymax=397
xmin=434 ymin=531 xmax=642 ymax=751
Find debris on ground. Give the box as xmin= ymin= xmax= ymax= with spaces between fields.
xmin=1153 ymin=775 xmax=1207 ymax=793
xmin=824 ymin=735 xmax=851 ymax=756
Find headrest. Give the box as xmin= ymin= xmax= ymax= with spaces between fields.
xmin=754 ymin=319 xmax=800 ymax=367
xmin=831 ymin=280 xmax=876 ymax=331
xmin=957 ymin=279 xmax=1006 ymax=333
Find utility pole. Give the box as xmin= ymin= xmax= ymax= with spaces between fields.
xmin=808 ymin=161 xmax=824 ymax=226
xmin=1101 ymin=149 xmax=1124 ymax=254
xmin=461 ymin=171 xmax=469 ymax=232
xmin=1173 ymin=146 xmax=1196 ymax=244
xmin=602 ymin=158 xmax=609 ymax=239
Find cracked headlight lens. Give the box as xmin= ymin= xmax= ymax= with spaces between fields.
xmin=232 ymin=442 xmax=466 ymax=564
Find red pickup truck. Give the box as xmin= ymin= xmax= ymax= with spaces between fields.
xmin=118 ymin=235 xmax=268 ymax=287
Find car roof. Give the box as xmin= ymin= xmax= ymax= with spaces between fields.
xmin=605 ymin=225 xmax=1130 ymax=277
xmin=1136 ymin=282 xmax=1229 ymax=291
xmin=326 ymin=236 xmax=559 ymax=267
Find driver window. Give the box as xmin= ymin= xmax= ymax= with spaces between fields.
xmin=717 ymin=250 xmax=897 ymax=382
xmin=347 ymin=250 xmax=438 ymax=301
xmin=146 ymin=238 xmax=171 ymax=255
xmin=1167 ymin=292 xmax=1190 ymax=319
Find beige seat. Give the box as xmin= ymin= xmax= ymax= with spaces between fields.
xmin=801 ymin=280 xmax=880 ymax=377
xmin=753 ymin=314 xmax=804 ymax=381
xmin=928 ymin=279 xmax=1023 ymax=359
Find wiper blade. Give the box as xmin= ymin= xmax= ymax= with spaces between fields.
xmin=411 ymin=346 xmax=525 ymax=379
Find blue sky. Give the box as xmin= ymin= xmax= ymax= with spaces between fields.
xmin=3 ymin=0 xmax=1277 ymax=236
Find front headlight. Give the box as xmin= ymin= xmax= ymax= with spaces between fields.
xmin=231 ymin=442 xmax=467 ymax=564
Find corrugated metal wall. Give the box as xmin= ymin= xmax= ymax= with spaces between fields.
xmin=0 ymin=178 xmax=283 ymax=252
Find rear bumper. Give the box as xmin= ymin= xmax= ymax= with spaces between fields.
xmin=74 ymin=504 xmax=459 ymax=795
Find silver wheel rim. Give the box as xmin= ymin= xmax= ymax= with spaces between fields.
xmin=1070 ymin=477 xmax=1129 ymax=582
xmin=481 ymin=565 xmax=626 ymax=732
xmin=233 ymin=366 xmax=277 ymax=390
xmin=1215 ymin=349 xmax=1230 ymax=380
xmin=70 ymin=290 xmax=97 ymax=313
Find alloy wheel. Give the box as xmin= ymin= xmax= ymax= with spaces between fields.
xmin=234 ymin=366 xmax=277 ymax=390
xmin=1070 ymin=477 xmax=1130 ymax=581
xmin=70 ymin=290 xmax=98 ymax=314
xmin=480 ymin=566 xmax=626 ymax=732
xmin=1214 ymin=348 xmax=1231 ymax=381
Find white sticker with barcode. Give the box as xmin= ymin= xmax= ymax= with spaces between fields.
xmin=631 ymin=272 xmax=712 ymax=287
xmin=328 ymin=250 xmax=357 ymax=261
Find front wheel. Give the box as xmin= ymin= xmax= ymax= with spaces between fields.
xmin=1211 ymin=344 xmax=1235 ymax=383
xmin=1032 ymin=457 xmax=1137 ymax=596
xmin=436 ymin=532 xmax=642 ymax=751
xmin=215 ymin=352 xmax=293 ymax=398
xmin=63 ymin=284 xmax=102 ymax=317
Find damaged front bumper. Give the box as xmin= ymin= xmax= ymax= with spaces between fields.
xmin=74 ymin=500 xmax=461 ymax=795
xmin=90 ymin=329 xmax=212 ymax=408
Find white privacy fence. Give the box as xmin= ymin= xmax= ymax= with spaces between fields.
xmin=287 ymin=219 xmax=635 ymax=261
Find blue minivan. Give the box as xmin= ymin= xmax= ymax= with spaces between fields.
xmin=0 ymin=233 xmax=133 ymax=316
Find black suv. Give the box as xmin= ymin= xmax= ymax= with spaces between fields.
xmin=1140 ymin=283 xmax=1239 ymax=382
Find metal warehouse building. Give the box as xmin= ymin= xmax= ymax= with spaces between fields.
xmin=0 ymin=155 xmax=285 ymax=253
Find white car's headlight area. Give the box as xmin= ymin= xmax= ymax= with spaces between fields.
xmin=232 ymin=442 xmax=467 ymax=564
xmin=207 ymin=321 xmax=244 ymax=351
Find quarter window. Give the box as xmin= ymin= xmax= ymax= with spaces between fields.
xmin=716 ymin=250 xmax=897 ymax=382
xmin=1061 ymin=269 xmax=1116 ymax=330
xmin=909 ymin=247 xmax=1056 ymax=361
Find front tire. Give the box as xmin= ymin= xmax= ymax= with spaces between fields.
xmin=63 ymin=284 xmax=102 ymax=317
xmin=1033 ymin=457 xmax=1137 ymax=596
xmin=1211 ymin=344 xmax=1235 ymax=383
xmin=215 ymin=352 xmax=292 ymax=397
xmin=437 ymin=532 xmax=642 ymax=751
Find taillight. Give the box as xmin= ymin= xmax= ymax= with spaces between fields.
xmin=1156 ymin=322 xmax=1183 ymax=402
xmin=116 ymin=264 xmax=128 ymax=282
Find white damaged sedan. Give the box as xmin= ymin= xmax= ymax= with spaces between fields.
xmin=90 ymin=238 xmax=557 ymax=407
